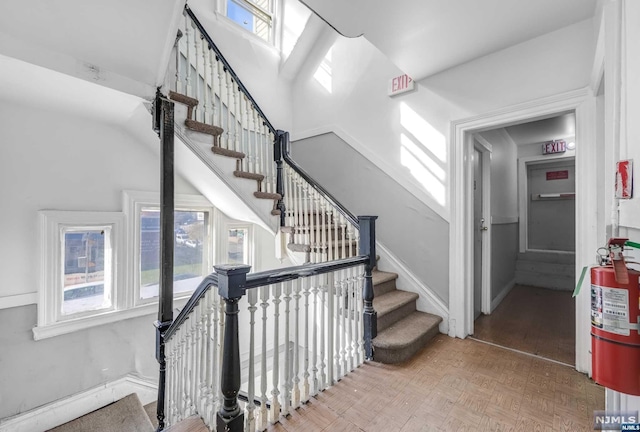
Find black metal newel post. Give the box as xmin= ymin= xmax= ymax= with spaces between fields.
xmin=153 ymin=91 xmax=175 ymax=432
xmin=274 ymin=130 xmax=287 ymax=227
xmin=358 ymin=216 xmax=378 ymax=360
xmin=215 ymin=264 xmax=251 ymax=432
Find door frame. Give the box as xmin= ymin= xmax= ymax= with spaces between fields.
xmin=448 ymin=87 xmax=596 ymax=375
xmin=473 ymin=136 xmax=492 ymax=315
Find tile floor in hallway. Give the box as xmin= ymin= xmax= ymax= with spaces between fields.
xmin=266 ymin=334 xmax=604 ymax=432
xmin=473 ymin=285 xmax=575 ymax=365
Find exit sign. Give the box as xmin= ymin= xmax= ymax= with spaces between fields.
xmin=388 ymin=74 xmax=414 ymax=96
xmin=542 ymin=140 xmax=566 ymax=155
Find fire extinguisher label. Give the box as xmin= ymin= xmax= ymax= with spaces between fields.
xmin=591 ymin=284 xmax=630 ymax=335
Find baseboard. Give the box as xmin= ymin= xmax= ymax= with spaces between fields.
xmin=376 ymin=242 xmax=449 ymax=334
xmin=0 ymin=375 xmax=158 ymax=432
xmin=490 ymin=278 xmax=516 ymax=313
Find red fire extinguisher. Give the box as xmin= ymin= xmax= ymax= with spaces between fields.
xmin=591 ymin=238 xmax=640 ymax=396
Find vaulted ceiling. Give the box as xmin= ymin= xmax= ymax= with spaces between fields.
xmin=301 ymin=0 xmax=598 ymax=80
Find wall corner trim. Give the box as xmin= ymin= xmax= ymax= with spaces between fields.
xmin=0 ymin=375 xmax=158 ymax=432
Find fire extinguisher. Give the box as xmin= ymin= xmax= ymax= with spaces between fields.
xmin=591 ymin=238 xmax=640 ymax=396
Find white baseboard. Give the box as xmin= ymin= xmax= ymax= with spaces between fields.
xmin=490 ymin=278 xmax=516 ymax=313
xmin=0 ymin=375 xmax=158 ymax=432
xmin=376 ymin=242 xmax=449 ymax=334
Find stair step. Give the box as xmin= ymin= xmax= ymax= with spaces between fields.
xmin=372 ymin=270 xmax=398 ymax=296
xmin=374 ymin=290 xmax=418 ymax=331
xmin=163 ymin=415 xmax=208 ymax=432
xmin=169 ymin=91 xmax=198 ymax=107
xmin=271 ymin=209 xmax=281 ymax=216
xmin=254 ymin=191 xmax=282 ymax=200
xmin=185 ymin=119 xmax=223 ymax=136
xmin=211 ymin=146 xmax=245 ymax=159
xmin=373 ymin=311 xmax=442 ymax=364
xmin=233 ymin=170 xmax=264 ymax=182
xmin=288 ymin=243 xmax=311 ymax=253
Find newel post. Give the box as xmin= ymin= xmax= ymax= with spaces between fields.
xmin=274 ymin=130 xmax=287 ymax=227
xmin=216 ymin=264 xmax=251 ymax=432
xmin=153 ymin=90 xmax=175 ymax=432
xmin=358 ymin=216 xmax=378 ymax=360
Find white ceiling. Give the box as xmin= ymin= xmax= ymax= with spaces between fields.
xmin=0 ymin=0 xmax=184 ymax=98
xmin=301 ymin=0 xmax=597 ymax=79
xmin=504 ymin=113 xmax=576 ymax=146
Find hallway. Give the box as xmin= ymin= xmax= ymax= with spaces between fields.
xmin=473 ymin=285 xmax=575 ymax=365
xmin=267 ymin=334 xmax=602 ymax=431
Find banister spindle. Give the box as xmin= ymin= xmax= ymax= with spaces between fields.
xmin=282 ymin=281 xmax=292 ymax=416
xmin=246 ymin=288 xmax=258 ymax=432
xmin=193 ymin=31 xmax=201 ymax=121
xmin=224 ymin=72 xmax=233 ymax=150
xmin=255 ymin=111 xmax=263 ymax=177
xmin=233 ymin=83 xmax=240 ymax=153
xmin=185 ymin=17 xmax=193 ymax=99
xmin=259 ymin=285 xmax=269 ymax=431
xmin=201 ymin=40 xmax=209 ymax=125
xmin=292 ymin=278 xmax=301 ymax=408
xmin=209 ymin=49 xmax=217 ymax=126
xmin=301 ymin=277 xmax=311 ymax=402
xmin=215 ymin=264 xmax=251 ymax=432
xmin=319 ymin=275 xmax=326 ymax=390
xmin=340 ymin=273 xmax=348 ymax=376
xmin=311 ymin=276 xmax=319 ymax=395
xmin=270 ymin=283 xmax=282 ymax=423
xmin=327 ymin=272 xmax=335 ymax=386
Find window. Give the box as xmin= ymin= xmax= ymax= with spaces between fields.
xmin=124 ymin=191 xmax=214 ymax=306
xmin=227 ymin=226 xmax=250 ymax=265
xmin=226 ymin=0 xmax=275 ymax=43
xmin=36 ymin=211 xmax=124 ymax=339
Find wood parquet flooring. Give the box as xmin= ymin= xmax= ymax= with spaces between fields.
xmin=473 ymin=285 xmax=575 ymax=365
xmin=267 ymin=334 xmax=603 ymax=432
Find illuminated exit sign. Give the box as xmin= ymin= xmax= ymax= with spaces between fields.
xmin=542 ymin=140 xmax=566 ymax=155
xmin=388 ymin=74 xmax=414 ymax=96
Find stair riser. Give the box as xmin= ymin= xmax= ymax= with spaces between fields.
xmin=374 ymin=325 xmax=440 ymax=364
xmin=374 ymin=279 xmax=397 ymax=297
xmin=378 ymin=301 xmax=416 ymax=332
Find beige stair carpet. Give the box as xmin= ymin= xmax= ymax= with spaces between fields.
xmin=47 ymin=393 xmax=153 ymax=432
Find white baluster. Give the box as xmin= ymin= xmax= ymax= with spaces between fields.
xmin=327 ymin=207 xmax=334 ymax=261
xmin=335 ymin=272 xmax=343 ymax=380
xmin=357 ymin=269 xmax=365 ymax=365
xmin=175 ymin=27 xmax=182 ymax=94
xmin=246 ymin=289 xmax=258 ymax=432
xmin=209 ymin=49 xmax=217 ymax=126
xmin=338 ymin=215 xmax=345 ymax=259
xmin=194 ymin=303 xmax=203 ymax=411
xmin=243 ymin=96 xmax=250 ymax=173
xmin=217 ymin=60 xmax=224 ymax=134
xmin=177 ymin=326 xmax=185 ymax=421
xmin=327 ymin=271 xmax=335 ymax=386
xmin=292 ymin=279 xmax=301 ymax=408
xmin=348 ymin=267 xmax=356 ymax=372
xmin=270 ymin=284 xmax=281 ymax=423
xmin=281 ymin=282 xmax=291 ymax=416
xmin=233 ymin=81 xmax=240 ymax=153
xmin=185 ymin=16 xmax=193 ymax=99
xmin=311 ymin=276 xmax=319 ymax=395
xmin=201 ymin=39 xmax=210 ymax=125
xmin=254 ymin=110 xmax=261 ymax=175
xmin=257 ymin=113 xmax=265 ymax=178
xmin=319 ymin=275 xmax=326 ymax=390
xmin=225 ymin=72 xmax=233 ymax=149
xmin=302 ymin=183 xmax=309 ymax=253
xmin=193 ymin=30 xmax=201 ymax=121
xmin=259 ymin=285 xmax=269 ymax=431
xmin=208 ymin=292 xmax=221 ymax=426
xmin=340 ymin=272 xmax=348 ymax=377
xmin=301 ymin=277 xmax=310 ymax=403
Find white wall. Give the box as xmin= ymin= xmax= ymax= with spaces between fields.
xmin=290 ymin=17 xmax=595 ymax=306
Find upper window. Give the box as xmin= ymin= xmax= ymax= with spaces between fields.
xmin=226 ymin=0 xmax=275 ymax=43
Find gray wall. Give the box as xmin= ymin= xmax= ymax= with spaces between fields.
xmin=491 ymin=224 xmax=518 ymax=301
xmin=0 ymin=306 xmax=157 ymax=419
xmin=291 ymin=133 xmax=449 ymax=305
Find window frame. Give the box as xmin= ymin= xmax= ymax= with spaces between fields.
xmin=216 ymin=0 xmax=280 ymax=47
xmin=123 ymin=190 xmax=216 ymax=308
xmin=36 ymin=211 xmax=125 ymax=340
xmin=224 ymin=223 xmax=254 ymax=267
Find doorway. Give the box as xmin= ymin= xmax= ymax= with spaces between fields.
xmin=469 ymin=113 xmax=578 ymax=365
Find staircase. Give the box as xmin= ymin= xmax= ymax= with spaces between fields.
xmin=515 ymin=251 xmax=575 ymax=291
xmin=372 ymin=269 xmax=442 ymax=363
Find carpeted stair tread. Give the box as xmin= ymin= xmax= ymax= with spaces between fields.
xmin=233 ymin=170 xmax=264 ymax=181
xmin=372 ymin=270 xmax=398 ymax=286
xmin=143 ymin=401 xmax=157 ymax=429
xmin=271 ymin=209 xmax=281 ymax=216
xmin=185 ymin=119 xmax=223 ymax=136
xmin=372 ymin=311 xmax=442 ymax=364
xmin=254 ymin=191 xmax=282 ymax=200
xmin=169 ymin=91 xmax=199 ymax=107
xmin=163 ymin=415 xmax=208 ymax=432
xmin=211 ymin=146 xmax=245 ymax=159
xmin=373 ymin=290 xmax=418 ymax=317
xmin=47 ymin=393 xmax=153 ymax=432
xmin=288 ymin=243 xmax=311 ymax=253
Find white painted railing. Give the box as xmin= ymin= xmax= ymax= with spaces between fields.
xmin=163 ymin=264 xmax=365 ymax=431
xmin=283 ymin=165 xmax=359 ymax=263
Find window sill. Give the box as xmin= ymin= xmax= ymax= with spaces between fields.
xmin=32 ymin=297 xmax=191 ymax=341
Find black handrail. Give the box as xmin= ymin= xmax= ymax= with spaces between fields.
xmin=164 ymin=272 xmax=219 ymax=340
xmin=163 ymin=255 xmax=367 ymax=341
xmin=184 ymin=5 xmax=277 ymax=136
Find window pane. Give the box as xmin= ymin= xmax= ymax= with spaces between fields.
xmin=140 ymin=209 xmax=207 ymax=300
xmin=227 ymin=228 xmax=248 ymax=264
xmin=227 ymin=0 xmax=254 ymax=32
xmin=62 ymin=229 xmax=111 ymax=315
xmin=227 ymin=0 xmax=272 ymax=42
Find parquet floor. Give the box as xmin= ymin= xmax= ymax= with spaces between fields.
xmin=267 ymin=334 xmax=603 ymax=432
xmin=473 ymin=285 xmax=575 ymax=365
